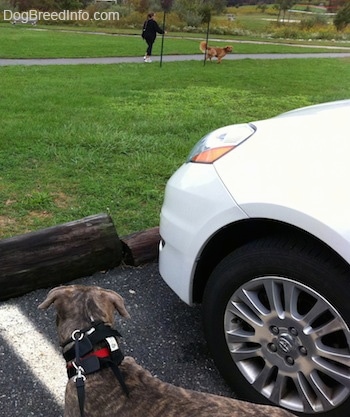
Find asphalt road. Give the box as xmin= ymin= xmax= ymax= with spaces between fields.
xmin=1 ymin=52 xmax=350 ymax=66
xmin=0 ymin=262 xmax=233 ymax=417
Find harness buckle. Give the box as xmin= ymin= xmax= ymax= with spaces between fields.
xmin=71 ymin=329 xmax=84 ymax=341
xmin=73 ymin=363 xmax=86 ymax=417
xmin=72 ymin=363 xmax=86 ymax=382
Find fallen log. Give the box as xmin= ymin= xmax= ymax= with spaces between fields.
xmin=0 ymin=213 xmax=122 ymax=300
xmin=122 ymin=227 xmax=160 ymax=266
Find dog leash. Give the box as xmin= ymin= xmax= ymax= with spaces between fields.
xmin=66 ymin=322 xmax=129 ymax=417
xmin=72 ymin=329 xmax=87 ymax=417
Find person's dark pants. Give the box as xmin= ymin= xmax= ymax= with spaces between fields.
xmin=145 ymin=37 xmax=155 ymax=56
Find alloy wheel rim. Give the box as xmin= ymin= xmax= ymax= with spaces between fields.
xmin=224 ymin=276 xmax=350 ymax=413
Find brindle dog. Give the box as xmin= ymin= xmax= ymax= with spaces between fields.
xmin=39 ymin=285 xmax=296 ymax=417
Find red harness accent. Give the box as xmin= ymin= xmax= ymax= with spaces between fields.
xmin=67 ymin=348 xmax=110 ymax=369
xmin=64 ymin=322 xmax=128 ymax=417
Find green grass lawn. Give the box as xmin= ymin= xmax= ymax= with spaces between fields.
xmin=1 ymin=58 xmax=350 ymax=238
xmin=0 ymin=26 xmax=349 ymax=59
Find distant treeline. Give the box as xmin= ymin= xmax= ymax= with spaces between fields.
xmin=227 ymin=0 xmax=275 ymax=4
xmin=227 ymin=0 xmax=346 ymax=10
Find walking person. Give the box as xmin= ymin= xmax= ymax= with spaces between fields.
xmin=141 ymin=12 xmax=165 ymax=63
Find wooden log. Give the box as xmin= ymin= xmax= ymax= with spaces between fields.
xmin=0 ymin=213 xmax=122 ymax=301
xmin=121 ymin=227 xmax=160 ymax=266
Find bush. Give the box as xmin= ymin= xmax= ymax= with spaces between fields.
xmin=334 ymin=2 xmax=350 ymax=31
xmin=181 ymin=11 xmax=202 ymax=27
xmin=0 ymin=0 xmax=11 ymax=12
xmin=299 ymin=14 xmax=328 ymax=31
xmin=269 ymin=23 xmax=300 ymax=39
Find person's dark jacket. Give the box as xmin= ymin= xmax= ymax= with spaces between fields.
xmin=142 ymin=19 xmax=164 ymax=41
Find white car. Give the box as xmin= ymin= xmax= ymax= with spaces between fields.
xmin=159 ymin=100 xmax=350 ymax=417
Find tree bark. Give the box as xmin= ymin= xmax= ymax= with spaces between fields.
xmin=0 ymin=213 xmax=122 ymax=300
xmin=122 ymin=227 xmax=160 ymax=266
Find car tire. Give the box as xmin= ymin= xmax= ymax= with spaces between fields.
xmin=202 ymin=236 xmax=350 ymax=416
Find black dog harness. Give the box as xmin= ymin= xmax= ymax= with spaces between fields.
xmin=62 ymin=321 xmax=129 ymax=417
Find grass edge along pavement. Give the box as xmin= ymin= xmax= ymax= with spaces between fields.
xmin=1 ymin=27 xmax=350 ymax=59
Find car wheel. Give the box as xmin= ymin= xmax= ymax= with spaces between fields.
xmin=202 ymin=236 xmax=350 ymax=416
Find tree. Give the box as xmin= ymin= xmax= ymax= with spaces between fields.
xmin=174 ymin=0 xmax=205 ymax=26
xmin=10 ymin=0 xmax=57 ymax=11
xmin=210 ymin=0 xmax=226 ymax=14
xmin=135 ymin=0 xmax=149 ymax=13
xmin=334 ymin=1 xmax=350 ymax=30
xmin=160 ymin=0 xmax=173 ymax=12
xmin=58 ymin=0 xmax=83 ymax=9
xmin=174 ymin=0 xmax=224 ymax=26
xmin=276 ymin=0 xmax=296 ymax=21
xmin=10 ymin=0 xmax=83 ymax=10
xmin=328 ymin=0 xmax=348 ymax=13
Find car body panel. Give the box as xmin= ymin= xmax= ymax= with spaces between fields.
xmin=159 ymin=100 xmax=350 ymax=305
xmin=159 ymin=163 xmax=248 ymax=304
xmin=214 ymin=104 xmax=350 ymax=262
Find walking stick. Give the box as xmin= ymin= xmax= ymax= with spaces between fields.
xmin=202 ymin=6 xmax=211 ymax=66
xmin=160 ymin=11 xmax=166 ymax=68
xmin=160 ymin=0 xmax=174 ymax=68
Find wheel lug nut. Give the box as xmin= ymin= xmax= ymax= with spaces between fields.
xmin=289 ymin=327 xmax=298 ymax=336
xmin=286 ymin=356 xmax=294 ymax=365
xmin=269 ymin=343 xmax=277 ymax=352
xmin=299 ymin=346 xmax=307 ymax=356
xmin=270 ymin=326 xmax=279 ymax=335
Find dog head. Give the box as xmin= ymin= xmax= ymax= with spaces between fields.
xmin=38 ymin=285 xmax=130 ymax=345
xmin=225 ymin=46 xmax=233 ymax=53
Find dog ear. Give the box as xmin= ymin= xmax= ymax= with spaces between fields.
xmin=39 ymin=285 xmax=131 ymax=320
xmin=38 ymin=286 xmax=72 ymax=310
xmin=103 ymin=289 xmax=130 ymax=319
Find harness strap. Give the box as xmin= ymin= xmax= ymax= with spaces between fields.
xmin=66 ymin=347 xmax=123 ymax=378
xmin=68 ymin=356 xmax=129 ymax=397
xmin=108 ymin=361 xmax=129 ymax=397
xmin=63 ymin=322 xmax=122 ymax=362
xmin=75 ymin=375 xmax=86 ymax=417
xmin=72 ymin=334 xmax=87 ymax=417
xmin=67 ymin=325 xmax=128 ymax=417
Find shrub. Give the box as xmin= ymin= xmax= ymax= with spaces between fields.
xmin=0 ymin=0 xmax=11 ymax=12
xmin=299 ymin=14 xmax=328 ymax=31
xmin=334 ymin=2 xmax=350 ymax=31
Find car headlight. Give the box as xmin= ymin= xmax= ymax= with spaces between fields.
xmin=187 ymin=123 xmax=256 ymax=164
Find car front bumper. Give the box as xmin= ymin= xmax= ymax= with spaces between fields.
xmin=159 ymin=162 xmax=248 ymax=305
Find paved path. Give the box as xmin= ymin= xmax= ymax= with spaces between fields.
xmin=1 ymin=52 xmax=350 ymax=66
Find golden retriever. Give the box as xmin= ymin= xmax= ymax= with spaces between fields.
xmin=200 ymin=41 xmax=233 ymax=63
